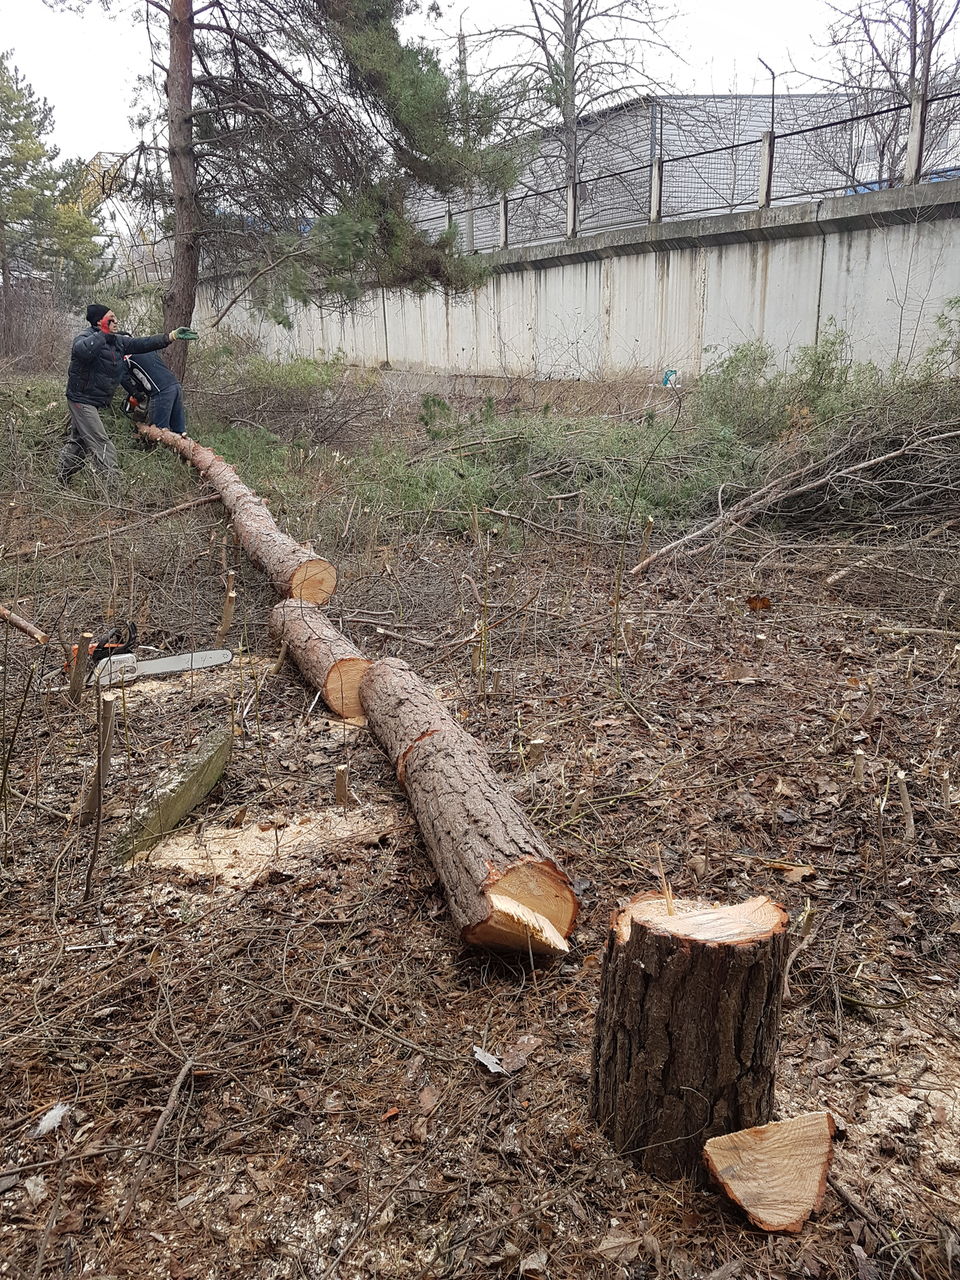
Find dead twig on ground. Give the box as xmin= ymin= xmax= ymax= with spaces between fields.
xmin=116 ymin=1058 xmax=194 ymax=1227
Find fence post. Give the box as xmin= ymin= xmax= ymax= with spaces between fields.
xmin=758 ymin=130 xmax=775 ymax=209
xmin=904 ymin=95 xmax=926 ymax=185
xmin=649 ymin=158 xmax=663 ymax=223
xmin=566 ymin=182 xmax=578 ymax=238
xmin=499 ymin=195 xmax=509 ymax=250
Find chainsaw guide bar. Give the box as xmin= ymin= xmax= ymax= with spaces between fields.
xmin=91 ymin=648 xmax=234 ymax=686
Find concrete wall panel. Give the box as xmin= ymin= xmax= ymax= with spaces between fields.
xmin=196 ymin=184 xmax=960 ymax=379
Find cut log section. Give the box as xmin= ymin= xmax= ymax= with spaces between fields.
xmin=359 ymin=657 xmax=578 ymax=956
xmin=138 ymin=426 xmax=336 ymax=604
xmin=703 ymin=1111 xmax=836 ymax=1233
xmin=591 ymin=893 xmax=788 ymax=1178
xmin=0 ymin=603 xmax=48 ymax=645
xmin=270 ymin=599 xmax=371 ymax=719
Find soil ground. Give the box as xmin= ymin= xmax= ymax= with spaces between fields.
xmin=1 ymin=419 xmax=959 ymax=1279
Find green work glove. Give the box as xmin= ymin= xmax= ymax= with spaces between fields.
xmin=170 ymin=327 xmax=199 ymax=341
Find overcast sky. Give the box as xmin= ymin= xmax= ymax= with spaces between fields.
xmin=6 ymin=0 xmax=830 ymax=162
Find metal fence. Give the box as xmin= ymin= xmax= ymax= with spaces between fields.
xmin=417 ymin=92 xmax=960 ymax=251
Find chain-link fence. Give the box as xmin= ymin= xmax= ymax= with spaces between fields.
xmin=924 ymin=90 xmax=960 ymax=179
xmin=772 ymin=104 xmax=912 ymax=201
xmin=578 ymin=165 xmax=651 ymax=232
xmin=661 ymin=139 xmax=761 ymax=218
xmin=419 ymin=94 xmax=960 ymax=251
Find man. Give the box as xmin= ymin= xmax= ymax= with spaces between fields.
xmin=120 ymin=349 xmax=189 ymax=436
xmin=60 ymin=304 xmax=197 ymax=485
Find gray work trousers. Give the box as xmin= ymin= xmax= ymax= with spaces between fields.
xmin=58 ymin=402 xmax=120 ymax=484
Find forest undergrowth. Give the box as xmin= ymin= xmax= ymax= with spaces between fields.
xmin=0 ymin=339 xmax=959 ymax=1279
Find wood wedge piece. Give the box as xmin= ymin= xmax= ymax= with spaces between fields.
xmin=703 ymin=1111 xmax=836 ymax=1233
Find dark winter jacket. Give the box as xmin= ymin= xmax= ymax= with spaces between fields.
xmin=121 ymin=350 xmax=180 ymax=396
xmin=66 ymin=326 xmax=171 ymax=407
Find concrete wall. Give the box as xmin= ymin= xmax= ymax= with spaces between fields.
xmin=197 ymin=181 xmax=960 ymax=380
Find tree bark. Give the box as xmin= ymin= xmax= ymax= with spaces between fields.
xmin=138 ymin=426 xmax=336 ymax=603
xmin=591 ymin=893 xmax=788 ymax=1178
xmin=270 ymin=599 xmax=370 ymax=718
xmin=164 ymin=0 xmax=201 ymax=383
xmin=360 ymin=656 xmax=578 ymax=956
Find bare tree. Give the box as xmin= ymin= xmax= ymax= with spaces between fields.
xmin=467 ymin=0 xmax=670 ymax=190
xmin=806 ymin=0 xmax=960 ymax=188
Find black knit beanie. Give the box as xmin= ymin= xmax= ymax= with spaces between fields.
xmin=86 ymin=303 xmax=110 ymax=326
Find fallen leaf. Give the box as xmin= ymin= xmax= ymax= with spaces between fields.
xmin=746 ymin=595 xmax=771 ymax=611
xmin=851 ymin=1244 xmax=880 ymax=1280
xmin=519 ymin=1249 xmax=548 ymax=1278
xmin=501 ymin=1035 xmax=544 ymax=1073
xmin=472 ymin=1046 xmax=506 ymax=1075
xmin=380 ymin=1107 xmax=400 ymax=1121
xmin=595 ymin=1232 xmax=641 ymax=1263
xmin=23 ymin=1176 xmax=47 ymax=1207
xmin=418 ymin=1086 xmax=441 ymax=1115
xmin=784 ymin=864 xmax=816 ymax=883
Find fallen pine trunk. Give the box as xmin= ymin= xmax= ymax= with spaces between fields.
xmin=360 ymin=657 xmax=578 ymax=956
xmin=703 ymin=1111 xmax=835 ymax=1233
xmin=591 ymin=892 xmax=788 ymax=1177
xmin=273 ymin=598 xmax=578 ymax=956
xmin=270 ymin=600 xmax=371 ymax=719
xmin=138 ymin=426 xmax=336 ymax=604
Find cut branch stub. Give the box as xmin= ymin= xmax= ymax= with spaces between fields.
xmin=359 ymin=657 xmax=578 ymax=956
xmin=703 ymin=1111 xmax=836 ymax=1233
xmin=270 ymin=600 xmax=371 ymax=719
xmin=138 ymin=426 xmax=336 ymax=604
xmin=591 ymin=893 xmax=788 ymax=1178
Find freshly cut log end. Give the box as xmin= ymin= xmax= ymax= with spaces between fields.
xmin=289 ymin=558 xmax=337 ymax=605
xmin=703 ymin=1111 xmax=836 ymax=1233
xmin=323 ymin=657 xmax=372 ymax=719
xmin=591 ymin=891 xmax=788 ymax=1178
xmin=463 ymin=860 xmax=579 ymax=956
xmin=270 ymin=600 xmax=368 ymax=721
xmin=616 ymin=894 xmax=786 ymax=945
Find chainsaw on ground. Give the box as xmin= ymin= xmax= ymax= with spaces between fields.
xmin=49 ymin=622 xmax=233 ymax=689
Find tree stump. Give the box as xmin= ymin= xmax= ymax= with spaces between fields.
xmin=138 ymin=427 xmax=336 ymax=604
xmin=270 ymin=600 xmax=371 ymax=719
xmin=360 ymin=657 xmax=578 ymax=955
xmin=591 ymin=893 xmax=788 ymax=1178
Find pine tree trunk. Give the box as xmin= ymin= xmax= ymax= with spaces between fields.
xmin=164 ymin=0 xmax=200 ymax=383
xmin=270 ymin=599 xmax=370 ymax=718
xmin=360 ymin=656 xmax=578 ymax=955
xmin=138 ymin=427 xmax=335 ymax=603
xmin=591 ymin=893 xmax=788 ymax=1178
